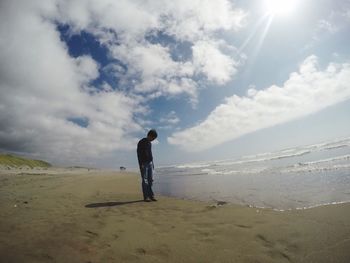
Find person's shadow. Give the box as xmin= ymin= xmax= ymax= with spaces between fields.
xmin=85 ymin=200 xmax=144 ymax=208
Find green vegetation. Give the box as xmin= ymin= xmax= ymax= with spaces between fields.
xmin=0 ymin=154 xmax=51 ymax=168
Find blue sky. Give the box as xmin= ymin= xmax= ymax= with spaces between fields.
xmin=1 ymin=0 xmax=350 ymax=168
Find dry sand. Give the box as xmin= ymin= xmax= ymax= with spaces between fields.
xmin=0 ymin=168 xmax=350 ymax=263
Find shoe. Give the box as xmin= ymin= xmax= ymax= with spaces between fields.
xmin=144 ymin=199 xmax=151 ymax=202
xmin=150 ymin=197 xmax=157 ymax=202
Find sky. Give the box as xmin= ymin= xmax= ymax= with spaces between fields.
xmin=1 ymin=0 xmax=350 ymax=169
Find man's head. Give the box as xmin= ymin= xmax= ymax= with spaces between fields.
xmin=147 ymin=129 xmax=158 ymax=141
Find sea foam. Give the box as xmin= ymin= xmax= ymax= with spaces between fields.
xmin=155 ymin=137 xmax=350 ymax=210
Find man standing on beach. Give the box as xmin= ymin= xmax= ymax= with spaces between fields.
xmin=137 ymin=129 xmax=158 ymax=202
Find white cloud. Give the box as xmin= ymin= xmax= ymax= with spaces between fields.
xmin=160 ymin=111 xmax=180 ymax=125
xmin=305 ymin=8 xmax=350 ymax=51
xmin=74 ymin=56 xmax=99 ymax=85
xmin=54 ymin=0 xmax=246 ymax=102
xmin=317 ymin=19 xmax=338 ymax=34
xmin=156 ymin=0 xmax=245 ymax=41
xmin=0 ymin=0 xmax=245 ymax=164
xmin=111 ymin=42 xmax=198 ymax=100
xmin=192 ymin=40 xmax=237 ymax=85
xmin=168 ymin=55 xmax=350 ymax=151
xmin=0 ymin=1 xmax=142 ymax=164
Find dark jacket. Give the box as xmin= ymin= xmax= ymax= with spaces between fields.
xmin=137 ymin=138 xmax=153 ymax=167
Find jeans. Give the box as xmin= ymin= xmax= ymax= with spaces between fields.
xmin=140 ymin=162 xmax=154 ymax=199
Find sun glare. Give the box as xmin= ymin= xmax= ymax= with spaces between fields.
xmin=264 ymin=0 xmax=299 ymax=16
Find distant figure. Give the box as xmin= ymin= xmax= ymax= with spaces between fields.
xmin=119 ymin=166 xmax=126 ymax=171
xmin=137 ymin=129 xmax=158 ymax=202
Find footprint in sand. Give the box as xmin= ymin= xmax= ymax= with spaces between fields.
xmin=135 ymin=245 xmax=170 ymax=259
xmin=256 ymin=234 xmax=292 ymax=262
xmin=256 ymin=234 xmax=274 ymax=247
xmin=235 ymin=224 xmax=252 ymax=229
xmin=135 ymin=248 xmax=146 ymax=255
xmin=85 ymin=230 xmax=99 ymax=238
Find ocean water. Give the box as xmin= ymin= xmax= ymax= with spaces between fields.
xmin=154 ymin=137 xmax=350 ymax=210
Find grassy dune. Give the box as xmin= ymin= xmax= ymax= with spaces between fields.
xmin=0 ymin=154 xmax=51 ymax=168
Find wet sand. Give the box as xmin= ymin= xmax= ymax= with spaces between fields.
xmin=0 ymin=168 xmax=349 ymax=262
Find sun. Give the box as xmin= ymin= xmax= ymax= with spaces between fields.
xmin=264 ymin=0 xmax=299 ymax=16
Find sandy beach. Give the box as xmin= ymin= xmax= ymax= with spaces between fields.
xmin=1 ymin=168 xmax=350 ymax=263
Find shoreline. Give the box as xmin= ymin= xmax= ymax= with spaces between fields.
xmin=1 ymin=169 xmax=350 ymax=262
xmin=2 ymin=166 xmax=350 ymax=211
xmin=158 ymin=193 xmax=350 ymax=212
